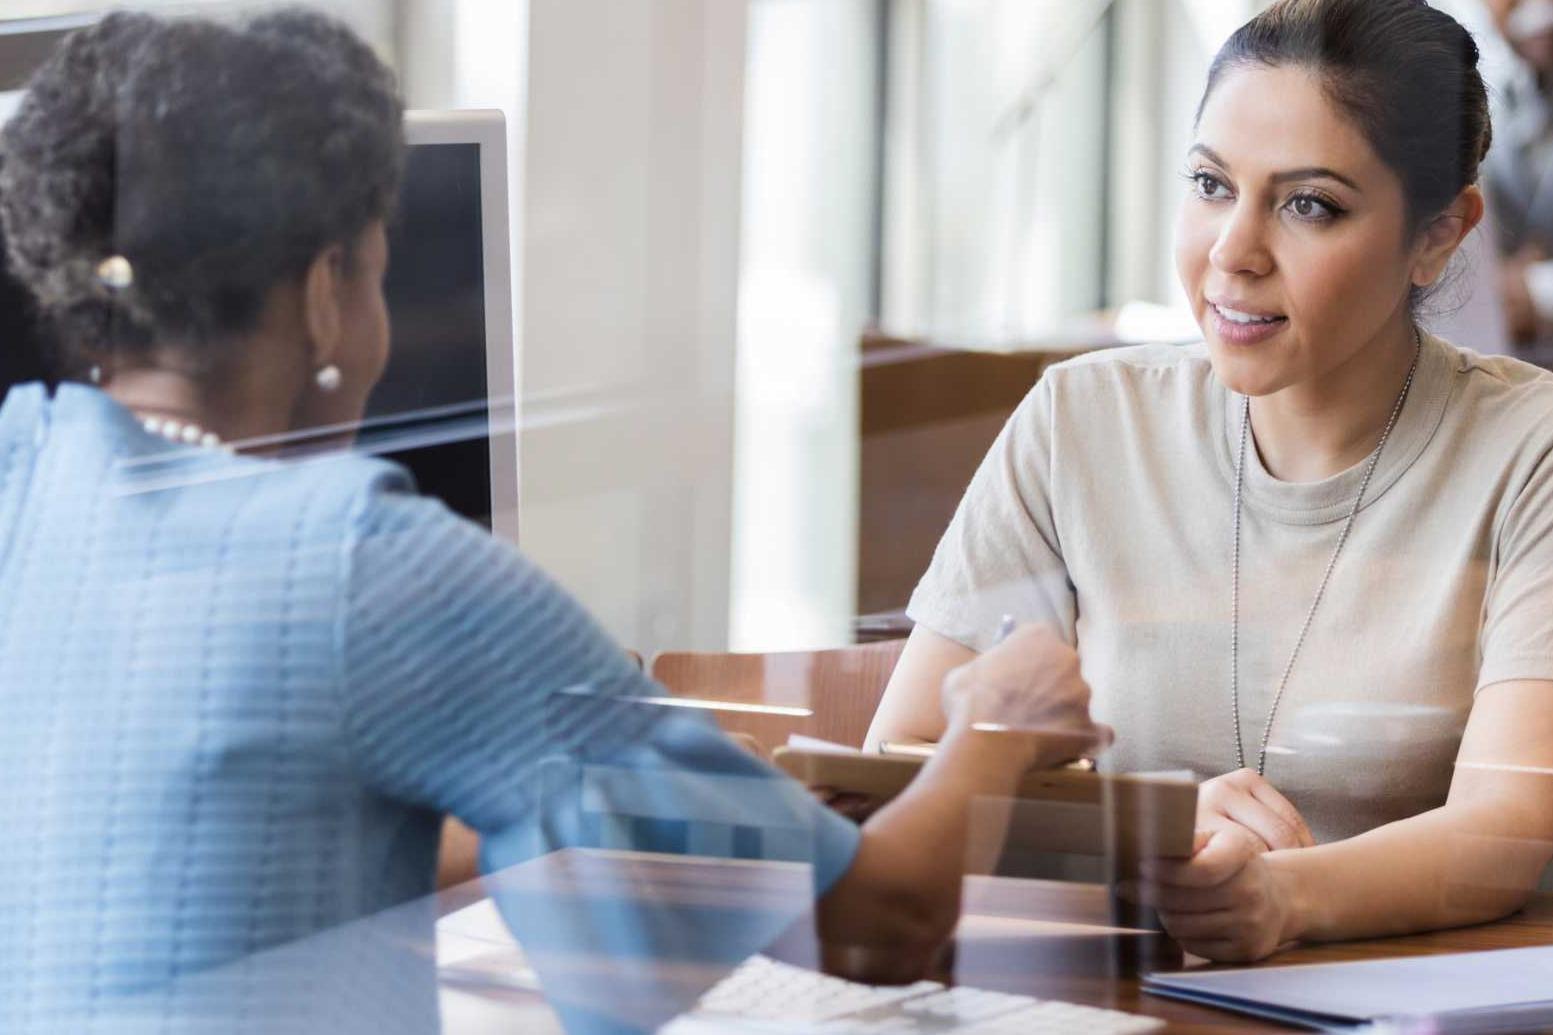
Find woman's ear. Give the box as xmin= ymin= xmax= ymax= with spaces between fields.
xmin=301 ymin=243 xmax=349 ymax=370
xmin=1412 ymin=186 xmax=1487 ymax=289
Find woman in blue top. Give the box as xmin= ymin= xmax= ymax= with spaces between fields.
xmin=0 ymin=10 xmax=1107 ymax=1034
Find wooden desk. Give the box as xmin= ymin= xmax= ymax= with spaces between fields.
xmin=443 ymin=850 xmax=1553 ymax=1033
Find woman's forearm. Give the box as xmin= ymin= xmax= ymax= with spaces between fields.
xmin=1271 ymin=799 xmax=1553 ymax=944
xmin=863 ymin=627 xmax=976 ymax=751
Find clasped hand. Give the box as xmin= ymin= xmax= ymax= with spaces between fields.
xmin=1121 ymin=768 xmax=1311 ymax=962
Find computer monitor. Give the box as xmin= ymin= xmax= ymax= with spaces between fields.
xmin=369 ymin=109 xmax=518 ymax=543
xmin=0 ymin=108 xmax=518 ymax=543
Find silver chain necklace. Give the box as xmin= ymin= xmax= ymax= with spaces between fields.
xmin=1231 ymin=328 xmax=1421 ymax=776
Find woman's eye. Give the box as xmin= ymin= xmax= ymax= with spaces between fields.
xmin=1192 ymin=172 xmax=1230 ymax=200
xmin=1286 ymin=193 xmax=1340 ymax=222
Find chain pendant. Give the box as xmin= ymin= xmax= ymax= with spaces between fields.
xmin=1230 ymin=330 xmax=1420 ymax=777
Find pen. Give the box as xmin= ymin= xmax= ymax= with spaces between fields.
xmin=875 ymin=740 xmax=937 ymax=760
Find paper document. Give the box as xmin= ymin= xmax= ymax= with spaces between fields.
xmin=1145 ymin=945 xmax=1553 ymax=1032
xmin=783 ymin=734 xmax=861 ymax=756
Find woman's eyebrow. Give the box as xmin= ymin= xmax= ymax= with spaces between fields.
xmin=1188 ymin=143 xmax=1229 ymax=169
xmin=1189 ymin=144 xmax=1361 ymax=192
xmin=1269 ymin=167 xmax=1362 ymax=191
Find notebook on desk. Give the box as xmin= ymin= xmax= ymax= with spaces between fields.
xmin=1144 ymin=946 xmax=1553 ymax=1033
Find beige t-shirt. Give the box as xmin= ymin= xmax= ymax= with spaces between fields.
xmin=907 ymin=332 xmax=1553 ymax=843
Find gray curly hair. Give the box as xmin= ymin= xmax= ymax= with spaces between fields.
xmin=0 ymin=8 xmax=404 ymax=377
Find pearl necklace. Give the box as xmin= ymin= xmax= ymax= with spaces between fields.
xmin=1229 ymin=328 xmax=1421 ymax=777
xmin=140 ymin=414 xmax=227 ymax=451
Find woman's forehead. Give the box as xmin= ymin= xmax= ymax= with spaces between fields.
xmin=1195 ymin=64 xmax=1384 ymax=183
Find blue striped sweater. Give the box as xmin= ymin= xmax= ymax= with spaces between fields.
xmin=0 ymin=383 xmax=858 ymax=1033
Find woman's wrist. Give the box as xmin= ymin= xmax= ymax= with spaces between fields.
xmin=1264 ymin=849 xmax=1317 ymax=945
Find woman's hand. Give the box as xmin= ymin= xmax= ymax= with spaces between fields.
xmin=1124 ymin=827 xmax=1304 ymax=963
xmin=1197 ymin=769 xmax=1315 ymax=852
xmin=816 ymin=624 xmax=1112 ymax=981
xmin=939 ymin=625 xmax=1113 ymax=766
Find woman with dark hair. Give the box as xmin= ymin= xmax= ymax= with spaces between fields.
xmin=870 ymin=0 xmax=1553 ymax=961
xmin=0 ymin=9 xmax=1108 ymax=1031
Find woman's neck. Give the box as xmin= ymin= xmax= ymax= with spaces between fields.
xmin=1248 ymin=321 xmax=1419 ymax=484
xmin=104 ymin=361 xmax=295 ymax=448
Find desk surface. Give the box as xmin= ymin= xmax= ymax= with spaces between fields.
xmin=954 ymin=875 xmax=1553 ymax=1033
xmin=438 ymin=850 xmax=1553 ymax=1034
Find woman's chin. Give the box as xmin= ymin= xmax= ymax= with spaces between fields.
xmin=1204 ymin=347 xmax=1289 ymax=399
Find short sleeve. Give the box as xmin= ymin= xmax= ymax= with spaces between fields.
xmin=906 ymin=374 xmax=1078 ymax=653
xmin=336 ymin=484 xmax=860 ymax=893
xmin=1478 ymin=451 xmax=1553 ymax=691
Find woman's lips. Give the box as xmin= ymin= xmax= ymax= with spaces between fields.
xmin=1208 ymin=301 xmax=1288 ymax=345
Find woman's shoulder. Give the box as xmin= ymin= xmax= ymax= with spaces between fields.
xmin=107 ymin=439 xmax=445 ymax=567
xmin=331 ymin=454 xmax=521 ymax=580
xmin=1438 ymin=337 xmax=1553 ymax=427
xmin=984 ymin=343 xmax=1219 ymax=458
xmin=1041 ymin=341 xmax=1214 ymax=394
xmin=1443 ymin=338 xmax=1553 ymax=393
xmin=195 ymin=451 xmax=511 ymax=604
xmin=1017 ymin=342 xmax=1216 ymax=423
xmin=250 ymin=450 xmax=485 ymax=557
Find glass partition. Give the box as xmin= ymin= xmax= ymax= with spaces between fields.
xmin=4 ymin=3 xmax=1553 ymax=1035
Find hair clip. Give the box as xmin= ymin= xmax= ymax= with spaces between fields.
xmin=96 ymin=255 xmax=134 ymax=291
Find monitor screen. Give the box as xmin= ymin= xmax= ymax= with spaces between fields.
xmin=373 ymin=140 xmax=494 ymax=529
xmin=0 ymin=135 xmax=500 ymax=530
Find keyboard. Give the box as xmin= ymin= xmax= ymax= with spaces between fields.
xmin=662 ymin=954 xmax=1165 ymax=1034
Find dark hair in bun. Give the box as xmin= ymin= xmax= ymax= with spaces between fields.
xmin=0 ymin=8 xmax=404 ymax=377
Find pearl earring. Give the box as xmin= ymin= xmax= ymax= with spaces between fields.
xmin=96 ymin=255 xmax=134 ymax=292
xmin=315 ymin=365 xmax=343 ymax=393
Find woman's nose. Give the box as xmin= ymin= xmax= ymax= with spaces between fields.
xmin=1209 ymin=204 xmax=1273 ymax=278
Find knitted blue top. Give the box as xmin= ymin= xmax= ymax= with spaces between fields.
xmin=0 ymin=383 xmax=859 ymax=1034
